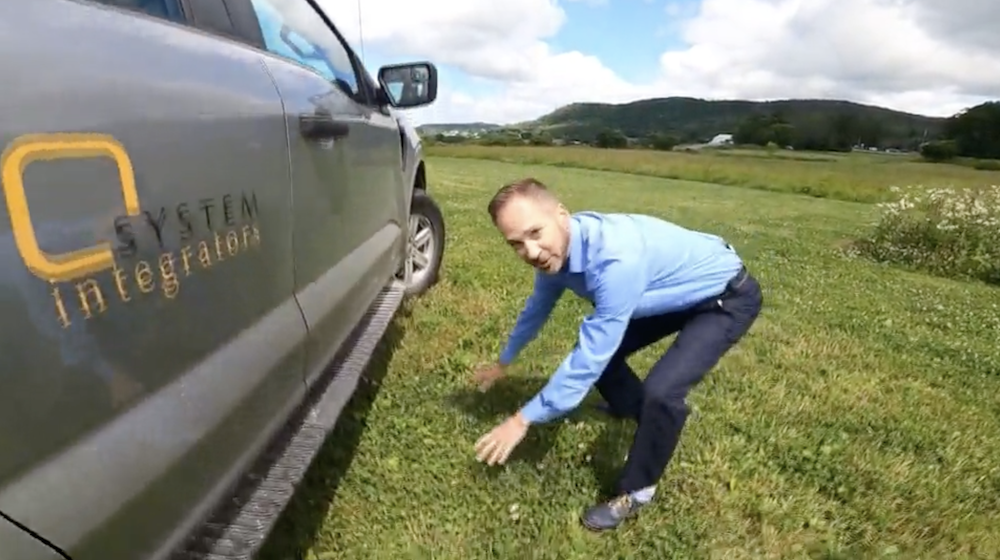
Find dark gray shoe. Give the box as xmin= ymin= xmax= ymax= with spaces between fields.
xmin=580 ymin=494 xmax=645 ymax=531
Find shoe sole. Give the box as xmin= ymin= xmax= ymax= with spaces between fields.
xmin=580 ymin=516 xmax=609 ymax=532
xmin=579 ymin=512 xmax=639 ymax=532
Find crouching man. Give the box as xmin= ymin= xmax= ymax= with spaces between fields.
xmin=472 ymin=177 xmax=763 ymax=531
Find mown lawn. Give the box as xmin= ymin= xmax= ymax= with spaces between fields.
xmin=260 ymin=155 xmax=1000 ymax=560
xmin=427 ymin=144 xmax=1000 ymax=204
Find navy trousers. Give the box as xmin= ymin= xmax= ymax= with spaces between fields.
xmin=594 ymin=267 xmax=763 ymax=494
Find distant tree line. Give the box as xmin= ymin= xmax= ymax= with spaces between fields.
xmin=730 ymin=101 xmax=1000 ymax=162
xmin=731 ymin=111 xmax=907 ymax=152
xmin=592 ymin=130 xmax=679 ymax=150
xmin=424 ymin=99 xmax=1000 ymax=164
xmin=919 ymin=102 xmax=1000 ymax=164
xmin=431 ymin=129 xmax=558 ymax=147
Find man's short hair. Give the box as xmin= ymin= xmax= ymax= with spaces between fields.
xmin=487 ymin=177 xmax=557 ymax=222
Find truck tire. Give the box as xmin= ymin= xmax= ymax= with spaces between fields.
xmin=400 ymin=189 xmax=445 ymax=297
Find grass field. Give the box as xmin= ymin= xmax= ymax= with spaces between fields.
xmin=259 ymin=154 xmax=1000 ymax=559
xmin=427 ymin=144 xmax=1000 ymax=204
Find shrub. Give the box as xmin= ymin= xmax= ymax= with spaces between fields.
xmin=972 ymin=159 xmax=1000 ymax=171
xmin=648 ymin=133 xmax=679 ymax=151
xmin=854 ymin=185 xmax=1000 ymax=285
xmin=920 ymin=140 xmax=958 ymax=162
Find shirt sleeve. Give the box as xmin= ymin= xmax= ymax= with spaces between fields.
xmin=519 ymin=254 xmax=647 ymax=424
xmin=498 ymin=271 xmax=565 ymax=366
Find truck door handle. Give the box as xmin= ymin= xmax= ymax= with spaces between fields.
xmin=299 ymin=113 xmax=350 ymax=140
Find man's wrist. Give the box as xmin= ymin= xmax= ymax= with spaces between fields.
xmin=519 ymin=396 xmax=547 ymax=425
xmin=513 ymin=410 xmax=531 ymax=428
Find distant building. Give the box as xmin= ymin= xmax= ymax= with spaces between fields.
xmin=707 ymin=133 xmax=733 ymax=146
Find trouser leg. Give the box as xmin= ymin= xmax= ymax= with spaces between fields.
xmin=594 ymin=311 xmax=688 ymax=420
xmin=618 ymin=274 xmax=763 ymax=494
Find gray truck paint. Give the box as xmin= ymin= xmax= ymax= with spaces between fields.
xmin=0 ymin=514 xmax=66 ymax=560
xmin=0 ymin=0 xmax=442 ymax=558
xmin=262 ymin=58 xmax=406 ymax=388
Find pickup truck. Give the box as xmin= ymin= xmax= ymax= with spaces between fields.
xmin=0 ymin=1 xmax=445 ymax=558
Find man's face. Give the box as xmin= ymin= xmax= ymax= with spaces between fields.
xmin=494 ymin=195 xmax=570 ymax=274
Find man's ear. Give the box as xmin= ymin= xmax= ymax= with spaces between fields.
xmin=555 ymin=204 xmax=572 ymax=232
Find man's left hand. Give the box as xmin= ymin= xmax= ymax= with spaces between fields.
xmin=475 ymin=412 xmax=530 ymax=466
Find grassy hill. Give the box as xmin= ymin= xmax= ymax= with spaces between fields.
xmin=421 ymin=97 xmax=947 ymax=150
xmin=533 ymin=97 xmax=943 ymax=146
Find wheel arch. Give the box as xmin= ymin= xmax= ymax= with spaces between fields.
xmin=414 ymin=159 xmax=426 ymax=192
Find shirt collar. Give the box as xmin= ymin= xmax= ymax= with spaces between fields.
xmin=565 ymin=216 xmax=585 ymax=273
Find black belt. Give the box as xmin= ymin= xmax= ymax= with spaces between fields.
xmin=726 ymin=265 xmax=749 ymax=292
xmin=687 ymin=264 xmax=750 ymax=314
xmin=713 ymin=241 xmax=748 ymax=298
xmin=696 ymin=267 xmax=749 ymax=313
xmin=692 ymin=265 xmax=749 ymax=313
xmin=721 ymin=242 xmax=747 ymax=290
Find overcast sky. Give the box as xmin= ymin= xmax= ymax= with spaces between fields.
xmin=320 ymin=0 xmax=1000 ymax=126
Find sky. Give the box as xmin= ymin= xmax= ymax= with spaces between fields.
xmin=319 ymin=0 xmax=1000 ymax=127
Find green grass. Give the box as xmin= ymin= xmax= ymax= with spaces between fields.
xmin=260 ymin=156 xmax=1000 ymax=559
xmin=427 ymin=144 xmax=1000 ymax=204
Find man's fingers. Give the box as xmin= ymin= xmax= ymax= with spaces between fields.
xmin=487 ymin=443 xmax=509 ymax=466
xmin=474 ymin=432 xmax=493 ymax=451
xmin=472 ymin=366 xmax=502 ymax=388
xmin=476 ymin=436 xmax=498 ymax=462
xmin=494 ymin=444 xmax=512 ymax=465
xmin=475 ymin=444 xmax=490 ymax=462
xmin=475 ymin=418 xmax=524 ymax=466
xmin=473 ymin=373 xmax=495 ymax=391
xmin=475 ymin=435 xmax=511 ymax=465
xmin=481 ymin=443 xmax=501 ymax=464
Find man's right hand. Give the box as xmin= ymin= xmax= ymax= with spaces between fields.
xmin=473 ymin=363 xmax=506 ymax=392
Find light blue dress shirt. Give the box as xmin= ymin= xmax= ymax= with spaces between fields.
xmin=499 ymin=211 xmax=745 ymax=425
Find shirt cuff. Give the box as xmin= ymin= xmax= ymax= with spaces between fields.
xmin=499 ymin=342 xmax=520 ymax=366
xmin=519 ymin=394 xmax=552 ymax=425
xmin=498 ymin=350 xmax=513 ymax=366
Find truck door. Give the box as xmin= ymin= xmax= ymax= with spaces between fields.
xmin=0 ymin=2 xmax=308 ymax=559
xmin=243 ymin=0 xmax=405 ymax=384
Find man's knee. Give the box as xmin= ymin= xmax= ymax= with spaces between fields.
xmin=642 ymin=382 xmax=690 ymax=416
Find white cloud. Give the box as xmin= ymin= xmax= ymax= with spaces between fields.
xmin=319 ymin=0 xmax=1000 ymax=125
xmin=320 ymin=0 xmax=652 ymax=124
xmin=326 ymin=0 xmax=565 ymax=81
xmin=658 ymin=0 xmax=1000 ymax=115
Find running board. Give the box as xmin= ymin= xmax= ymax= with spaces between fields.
xmin=171 ymin=280 xmax=407 ymax=560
